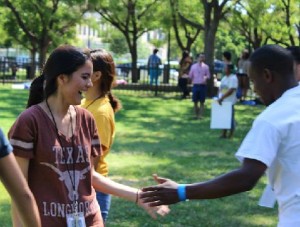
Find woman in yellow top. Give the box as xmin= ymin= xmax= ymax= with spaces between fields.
xmin=81 ymin=49 xmax=121 ymax=223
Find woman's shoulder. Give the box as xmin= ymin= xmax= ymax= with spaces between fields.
xmin=17 ymin=105 xmax=42 ymax=120
xmin=9 ymin=105 xmax=43 ymax=138
xmin=75 ymin=105 xmax=94 ymax=118
xmin=74 ymin=106 xmax=99 ymax=134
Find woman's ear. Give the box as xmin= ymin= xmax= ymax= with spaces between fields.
xmin=57 ymin=74 xmax=68 ymax=86
xmin=92 ymin=71 xmax=101 ymax=83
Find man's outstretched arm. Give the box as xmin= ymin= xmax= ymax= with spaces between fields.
xmin=140 ymin=158 xmax=267 ymax=206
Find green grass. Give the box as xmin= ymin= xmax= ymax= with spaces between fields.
xmin=0 ymin=84 xmax=277 ymax=226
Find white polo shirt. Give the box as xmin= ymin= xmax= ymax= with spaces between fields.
xmin=219 ymin=74 xmax=238 ymax=104
xmin=235 ymin=84 xmax=300 ymax=227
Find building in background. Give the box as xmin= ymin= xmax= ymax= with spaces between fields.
xmin=76 ymin=12 xmax=168 ymax=63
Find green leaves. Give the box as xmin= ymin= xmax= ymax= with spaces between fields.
xmin=1 ymin=0 xmax=87 ymax=66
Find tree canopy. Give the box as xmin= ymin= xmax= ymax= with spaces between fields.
xmin=0 ymin=0 xmax=299 ymax=83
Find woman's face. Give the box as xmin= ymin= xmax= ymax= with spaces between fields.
xmin=62 ymin=60 xmax=93 ymax=105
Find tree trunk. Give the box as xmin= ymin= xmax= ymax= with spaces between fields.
xmin=204 ymin=25 xmax=217 ymax=97
xmin=39 ymin=43 xmax=48 ymax=70
xmin=130 ymin=38 xmax=138 ymax=83
xmin=29 ymin=49 xmax=37 ymax=79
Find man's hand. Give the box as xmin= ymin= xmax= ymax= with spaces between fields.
xmin=140 ymin=174 xmax=180 ymax=206
xmin=218 ymin=98 xmax=223 ymax=105
xmin=137 ymin=187 xmax=170 ymax=218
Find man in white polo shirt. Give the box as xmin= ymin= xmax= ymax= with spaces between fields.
xmin=141 ymin=44 xmax=300 ymax=227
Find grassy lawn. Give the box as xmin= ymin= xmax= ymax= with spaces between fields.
xmin=0 ymin=84 xmax=277 ymax=227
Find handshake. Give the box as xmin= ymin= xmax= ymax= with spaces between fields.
xmin=140 ymin=174 xmax=187 ymax=210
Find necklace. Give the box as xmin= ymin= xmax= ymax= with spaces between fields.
xmin=45 ymin=99 xmax=78 ymax=208
xmin=85 ymin=95 xmax=102 ymax=110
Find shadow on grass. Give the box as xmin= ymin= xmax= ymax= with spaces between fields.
xmin=106 ymin=94 xmax=275 ymax=227
xmin=0 ymin=87 xmax=275 ymax=226
xmin=113 ymin=95 xmax=256 ymax=156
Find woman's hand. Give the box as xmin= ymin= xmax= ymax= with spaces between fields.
xmin=137 ymin=189 xmax=170 ymax=219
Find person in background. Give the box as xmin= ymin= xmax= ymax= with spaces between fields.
xmin=286 ymin=46 xmax=300 ymax=81
xmin=81 ymin=49 xmax=122 ymax=223
xmin=140 ymin=44 xmax=300 ymax=227
xmin=218 ymin=64 xmax=238 ymax=139
xmin=188 ymin=53 xmax=210 ymax=119
xmin=222 ymin=51 xmax=236 ymax=74
xmin=222 ymin=51 xmax=232 ymax=65
xmin=11 ymin=63 xmax=18 ymax=79
xmin=178 ymin=50 xmax=193 ymax=99
xmin=147 ymin=48 xmax=162 ymax=86
xmin=10 ymin=45 xmax=169 ymax=227
xmin=237 ymin=49 xmax=250 ymax=101
xmin=0 ymin=128 xmax=41 ymax=227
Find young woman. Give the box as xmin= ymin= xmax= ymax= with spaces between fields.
xmin=218 ymin=64 xmax=238 ymax=139
xmin=81 ymin=49 xmax=121 ymax=222
xmin=9 ymin=45 xmax=168 ymax=227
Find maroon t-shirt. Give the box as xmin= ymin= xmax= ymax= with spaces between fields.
xmin=9 ymin=105 xmax=103 ymax=227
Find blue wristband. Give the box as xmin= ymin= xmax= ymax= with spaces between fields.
xmin=177 ymin=184 xmax=187 ymax=201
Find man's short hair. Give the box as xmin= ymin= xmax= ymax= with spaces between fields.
xmin=223 ymin=51 xmax=231 ymax=61
xmin=286 ymin=46 xmax=300 ymax=64
xmin=249 ymin=45 xmax=294 ymax=77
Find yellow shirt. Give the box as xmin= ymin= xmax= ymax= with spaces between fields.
xmin=81 ymin=96 xmax=115 ymax=176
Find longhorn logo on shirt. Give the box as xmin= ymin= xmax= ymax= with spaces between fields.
xmin=40 ymin=162 xmax=90 ymax=201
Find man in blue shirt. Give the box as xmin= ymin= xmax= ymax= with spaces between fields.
xmin=148 ymin=48 xmax=162 ymax=85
